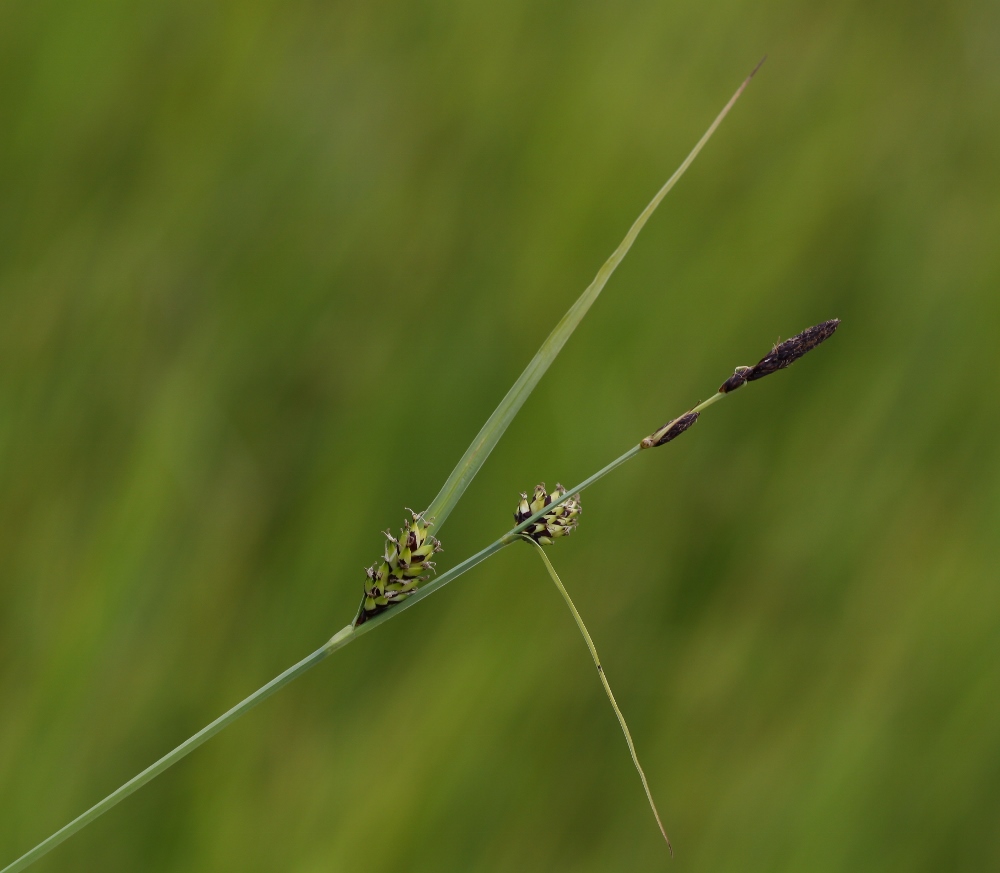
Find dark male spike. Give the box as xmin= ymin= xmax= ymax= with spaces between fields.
xmin=746 ymin=319 xmax=840 ymax=382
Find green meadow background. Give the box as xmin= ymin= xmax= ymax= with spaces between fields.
xmin=2 ymin=1 xmax=999 ymax=870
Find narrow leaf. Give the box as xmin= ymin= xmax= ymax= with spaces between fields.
xmin=424 ymin=61 xmax=764 ymax=531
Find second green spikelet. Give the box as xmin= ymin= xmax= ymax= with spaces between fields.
xmin=515 ymin=483 xmax=582 ymax=544
xmin=357 ymin=511 xmax=442 ymax=625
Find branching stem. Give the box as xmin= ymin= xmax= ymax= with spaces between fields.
xmin=0 ymin=443 xmax=649 ymax=873
xmin=1 ymin=389 xmax=739 ymax=872
xmin=1 ymin=395 xmax=733 ymax=873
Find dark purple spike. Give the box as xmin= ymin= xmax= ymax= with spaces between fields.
xmin=746 ymin=319 xmax=840 ymax=382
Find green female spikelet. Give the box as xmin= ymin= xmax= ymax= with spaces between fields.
xmin=356 ymin=510 xmax=442 ymax=625
xmin=514 ymin=483 xmax=582 ymax=544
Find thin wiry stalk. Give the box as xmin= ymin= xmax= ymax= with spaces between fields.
xmin=524 ymin=536 xmax=673 ymax=856
xmin=0 ymin=626 xmax=354 ymax=873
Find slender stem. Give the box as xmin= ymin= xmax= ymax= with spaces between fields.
xmin=0 ymin=627 xmax=355 ymax=873
xmin=524 ymin=537 xmax=673 ymax=856
xmin=693 ymin=391 xmax=726 ymax=414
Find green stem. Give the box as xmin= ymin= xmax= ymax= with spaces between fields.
xmin=0 ymin=627 xmax=355 ymax=873
xmin=524 ymin=537 xmax=673 ymax=856
xmin=693 ymin=391 xmax=726 ymax=414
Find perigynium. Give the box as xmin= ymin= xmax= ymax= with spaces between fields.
xmin=515 ymin=483 xmax=582 ymax=544
xmin=0 ymin=60 xmax=843 ymax=873
xmin=357 ymin=510 xmax=443 ymax=624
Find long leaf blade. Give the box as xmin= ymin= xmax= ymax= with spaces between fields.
xmin=424 ymin=61 xmax=763 ymax=531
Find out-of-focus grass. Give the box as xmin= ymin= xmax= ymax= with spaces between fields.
xmin=2 ymin=1 xmax=1000 ymax=871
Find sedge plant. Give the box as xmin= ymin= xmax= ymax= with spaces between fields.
xmin=0 ymin=59 xmax=844 ymax=873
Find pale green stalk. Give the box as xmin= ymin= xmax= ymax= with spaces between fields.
xmin=524 ymin=537 xmax=673 ymax=856
xmin=0 ymin=626 xmax=353 ymax=873
xmin=692 ymin=391 xmax=726 ymax=414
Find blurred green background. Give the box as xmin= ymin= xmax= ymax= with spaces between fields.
xmin=2 ymin=0 xmax=999 ymax=870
